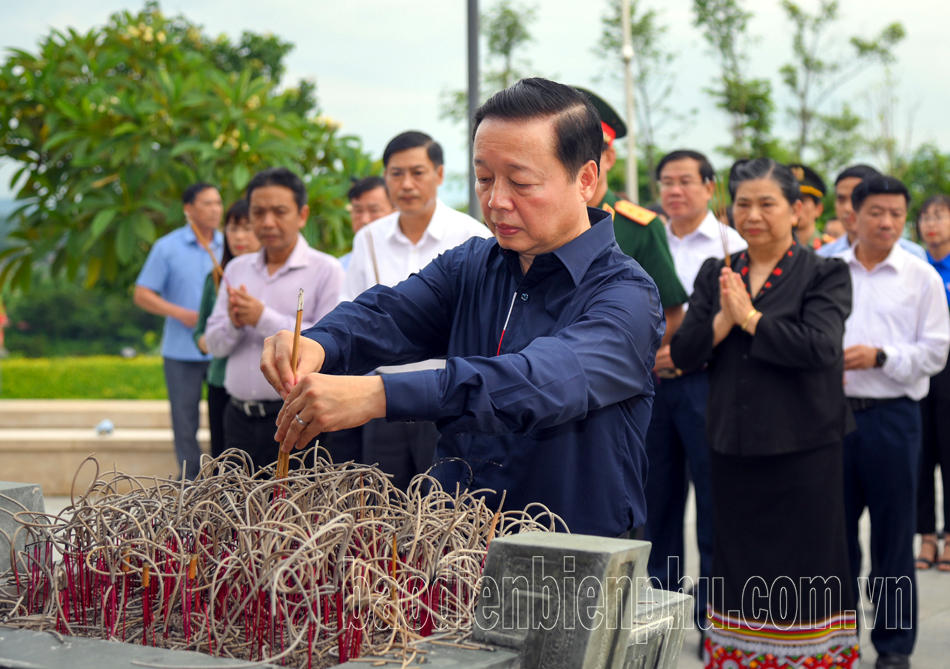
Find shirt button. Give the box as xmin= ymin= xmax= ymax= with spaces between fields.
xmin=742 ymin=354 xmax=748 ymax=360
xmin=521 ymin=293 xmax=529 ymax=301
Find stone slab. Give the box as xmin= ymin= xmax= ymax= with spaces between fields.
xmin=0 ymin=627 xmax=274 ymax=668
xmin=625 ymin=588 xmax=692 ymax=669
xmin=0 ymin=400 xmax=208 ymax=429
xmin=0 ymin=481 xmax=45 ymax=575
xmin=474 ymin=533 xmax=652 ymax=669
xmin=338 ymin=641 xmax=519 ymax=669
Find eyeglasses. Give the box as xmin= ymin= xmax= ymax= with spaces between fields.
xmin=920 ymin=213 xmax=950 ymax=224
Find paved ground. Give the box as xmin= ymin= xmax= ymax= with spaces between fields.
xmin=44 ymin=476 xmax=950 ymax=669
xmin=673 ymin=483 xmax=950 ymax=669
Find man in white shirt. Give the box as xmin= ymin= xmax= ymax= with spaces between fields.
xmin=206 ymin=167 xmax=344 ymax=472
xmin=340 ymin=131 xmax=490 ymax=488
xmin=818 ymin=164 xmax=927 ymax=261
xmin=838 ymin=176 xmax=950 ymax=669
xmin=338 ymin=176 xmax=394 ymax=272
xmin=652 ymin=150 xmax=747 ymax=632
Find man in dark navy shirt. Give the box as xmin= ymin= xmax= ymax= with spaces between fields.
xmin=261 ymin=78 xmax=664 ymax=537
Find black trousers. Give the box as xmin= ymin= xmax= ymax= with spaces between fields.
xmin=362 ymin=417 xmax=440 ymax=490
xmin=223 ymin=402 xmax=314 ymax=474
xmin=207 ymin=384 xmax=230 ymax=460
xmin=843 ymin=398 xmax=920 ymax=656
xmin=917 ymin=363 xmax=950 ymax=535
xmin=320 ymin=426 xmax=364 ymax=465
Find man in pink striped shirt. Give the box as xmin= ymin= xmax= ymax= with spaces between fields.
xmin=206 ymin=167 xmax=344 ymax=471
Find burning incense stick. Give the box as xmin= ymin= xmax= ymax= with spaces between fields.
xmin=276 ymin=288 xmax=305 ymax=480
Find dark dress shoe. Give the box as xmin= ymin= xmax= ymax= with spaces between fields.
xmin=876 ymin=652 xmax=910 ymax=669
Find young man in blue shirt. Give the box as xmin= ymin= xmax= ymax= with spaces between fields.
xmin=135 ymin=183 xmax=223 ymax=479
xmin=261 ymin=79 xmax=664 ymax=537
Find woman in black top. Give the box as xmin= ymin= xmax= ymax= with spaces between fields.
xmin=671 ymin=159 xmax=857 ymax=669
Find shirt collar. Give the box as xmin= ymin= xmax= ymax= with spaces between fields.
xmin=844 ymin=240 xmax=907 ymax=273
xmin=182 ymin=223 xmax=223 ymax=249
xmin=488 ymin=207 xmax=615 ymax=287
xmin=387 ymin=199 xmax=448 ymax=244
xmin=694 ymin=210 xmax=725 ymax=240
xmin=252 ymin=233 xmax=310 ymax=274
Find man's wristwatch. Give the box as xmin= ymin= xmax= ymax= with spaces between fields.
xmin=874 ymin=348 xmax=887 ymax=368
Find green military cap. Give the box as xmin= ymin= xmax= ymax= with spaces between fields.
xmin=787 ymin=163 xmax=826 ymax=203
xmin=573 ymin=87 xmax=627 ymax=146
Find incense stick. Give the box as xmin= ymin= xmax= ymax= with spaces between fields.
xmin=187 ymin=214 xmax=227 ymax=290
xmin=276 ymin=288 xmax=305 ymax=480
xmin=714 ymin=177 xmax=732 ymax=268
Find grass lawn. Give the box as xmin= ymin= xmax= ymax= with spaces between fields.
xmin=1 ymin=355 xmax=168 ymax=399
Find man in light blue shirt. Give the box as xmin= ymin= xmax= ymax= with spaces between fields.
xmin=134 ymin=183 xmax=223 ymax=479
xmin=818 ymin=164 xmax=926 ymax=261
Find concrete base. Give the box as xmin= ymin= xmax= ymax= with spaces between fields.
xmin=0 ymin=481 xmax=44 ymax=575
xmin=0 ymin=628 xmax=272 ymax=668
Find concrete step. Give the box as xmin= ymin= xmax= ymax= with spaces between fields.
xmin=0 ymin=399 xmax=208 ymax=429
xmin=0 ymin=427 xmax=210 ymax=495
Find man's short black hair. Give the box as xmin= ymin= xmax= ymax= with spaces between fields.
xmin=348 ymin=176 xmax=388 ymax=201
xmin=246 ymin=167 xmax=308 ymax=210
xmin=383 ymin=132 xmax=444 ymax=168
xmin=835 ymin=164 xmax=880 ymax=187
xmin=851 ymin=175 xmax=910 ymax=212
xmin=471 ymin=77 xmax=602 ymax=181
xmin=656 ymin=150 xmax=716 ymax=182
xmin=182 ymin=182 xmax=215 ymax=205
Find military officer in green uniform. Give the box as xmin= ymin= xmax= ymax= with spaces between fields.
xmin=788 ymin=163 xmax=833 ymax=250
xmin=576 ymin=88 xmax=688 ymax=353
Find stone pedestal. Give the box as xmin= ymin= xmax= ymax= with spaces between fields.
xmin=473 ymin=533 xmax=652 ymax=669
xmin=0 ymin=481 xmax=45 ymax=575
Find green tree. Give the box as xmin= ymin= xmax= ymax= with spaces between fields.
xmin=440 ymin=0 xmax=538 ymax=124
xmin=779 ymin=0 xmax=904 ymax=161
xmin=594 ymin=0 xmax=693 ymax=200
xmin=810 ymin=103 xmax=863 ymax=179
xmin=693 ymin=0 xmax=776 ymax=159
xmin=0 ymin=2 xmax=375 ymax=292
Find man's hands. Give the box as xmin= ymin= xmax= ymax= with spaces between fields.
xmin=274 ymin=374 xmax=387 ymax=453
xmin=261 ymin=331 xmax=327 ymax=398
xmin=653 ymin=345 xmax=675 ymax=372
xmin=228 ymin=284 xmax=264 ymax=328
xmin=844 ymin=345 xmax=879 ymax=371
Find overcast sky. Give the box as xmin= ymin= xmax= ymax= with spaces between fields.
xmin=2 ymin=0 xmax=947 ymax=206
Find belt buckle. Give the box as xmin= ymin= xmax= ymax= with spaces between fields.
xmin=241 ymin=400 xmax=266 ymax=418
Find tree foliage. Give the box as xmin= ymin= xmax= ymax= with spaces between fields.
xmin=594 ymin=0 xmax=694 ymax=200
xmin=0 ymin=2 xmax=375 ymax=292
xmin=693 ymin=0 xmax=776 ymax=159
xmin=779 ymin=0 xmax=904 ymax=161
xmin=440 ymin=0 xmax=538 ymax=125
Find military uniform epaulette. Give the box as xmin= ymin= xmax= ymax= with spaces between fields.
xmin=614 ymin=199 xmax=656 ymax=226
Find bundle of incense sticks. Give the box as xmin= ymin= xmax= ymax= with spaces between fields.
xmin=276 ymin=288 xmax=305 ymax=480
xmin=713 ymin=176 xmax=732 ymax=268
xmin=1 ymin=450 xmax=567 ymax=666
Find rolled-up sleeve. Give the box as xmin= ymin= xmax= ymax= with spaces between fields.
xmin=385 ymin=277 xmax=663 ymax=435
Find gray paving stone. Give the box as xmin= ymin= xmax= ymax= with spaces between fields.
xmin=0 ymin=481 xmax=45 ymax=575
xmin=0 ymin=627 xmax=274 ymax=668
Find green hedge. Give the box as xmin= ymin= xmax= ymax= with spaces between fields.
xmin=1 ymin=356 xmax=167 ymax=399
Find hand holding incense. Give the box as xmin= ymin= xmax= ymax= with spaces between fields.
xmin=276 ymin=288 xmax=304 ymax=479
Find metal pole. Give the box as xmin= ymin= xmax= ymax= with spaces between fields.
xmin=620 ymin=0 xmax=639 ymax=203
xmin=467 ymin=0 xmax=480 ymax=220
